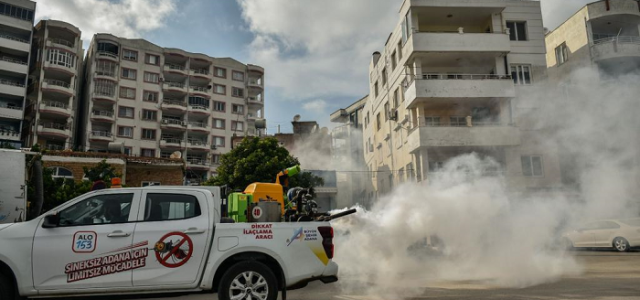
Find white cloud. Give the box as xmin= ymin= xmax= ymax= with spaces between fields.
xmin=303 ymin=99 xmax=328 ymax=112
xmin=237 ymin=0 xmax=399 ymax=102
xmin=34 ymin=0 xmax=176 ymax=46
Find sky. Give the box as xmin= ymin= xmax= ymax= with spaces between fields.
xmin=34 ymin=0 xmax=596 ymax=133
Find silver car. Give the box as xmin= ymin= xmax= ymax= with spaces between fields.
xmin=563 ymin=219 xmax=640 ymax=252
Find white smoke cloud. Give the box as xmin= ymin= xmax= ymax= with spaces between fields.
xmin=303 ymin=99 xmax=328 ymax=112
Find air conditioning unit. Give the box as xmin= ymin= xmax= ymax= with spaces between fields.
xmin=389 ymin=109 xmax=398 ymax=121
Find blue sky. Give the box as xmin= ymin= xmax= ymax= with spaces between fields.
xmin=35 ymin=0 xmax=594 ymax=133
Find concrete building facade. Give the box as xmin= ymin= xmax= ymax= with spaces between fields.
xmin=23 ymin=19 xmax=83 ymax=150
xmin=79 ymin=34 xmax=265 ymax=184
xmin=361 ymin=0 xmax=562 ymax=199
xmin=0 ymin=0 xmax=35 ymax=148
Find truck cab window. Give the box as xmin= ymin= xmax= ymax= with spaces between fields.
xmin=144 ymin=193 xmax=201 ymax=221
xmin=58 ymin=194 xmax=133 ymax=226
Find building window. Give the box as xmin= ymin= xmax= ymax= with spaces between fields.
xmin=391 ymin=51 xmax=397 ymax=70
xmin=231 ymin=121 xmax=244 ymax=131
xmin=213 ymin=101 xmax=226 ymax=112
xmin=213 ymin=136 xmax=225 ymax=147
xmin=119 ymin=87 xmax=136 ymax=99
xmin=141 ymin=129 xmax=156 ymax=140
xmin=118 ymin=106 xmax=134 ymax=118
xmin=232 ymin=104 xmax=244 ymax=114
xmin=142 ymin=109 xmax=157 ymax=121
xmin=144 ymin=72 xmax=160 ymax=83
xmin=96 ymin=60 xmax=117 ymax=77
xmin=393 ymin=88 xmax=401 ymax=109
xmin=214 ymin=67 xmax=227 ymax=78
xmin=376 ymin=113 xmax=381 ymax=131
xmin=46 ymin=49 xmax=76 ymax=69
xmin=121 ymin=68 xmax=137 ymax=80
xmin=511 ymin=65 xmax=532 ymax=85
xmin=141 ymin=149 xmax=156 ymax=158
xmin=212 ymin=118 xmax=225 ymax=129
xmin=381 ymin=68 xmax=388 ymax=86
xmin=450 ymin=116 xmax=466 ymax=127
xmin=232 ymin=71 xmax=245 ymax=81
xmin=117 ymin=126 xmax=133 ymax=138
xmin=374 ymin=81 xmax=379 ymax=98
xmin=50 ymin=167 xmax=73 ymax=179
xmin=425 ymin=117 xmax=441 ymax=127
xmin=145 ymin=54 xmax=160 ymax=65
xmin=94 ymin=79 xmax=116 ymax=97
xmin=232 ymin=87 xmax=244 ymax=98
xmin=384 ymin=102 xmax=390 ymax=121
xmin=141 ymin=181 xmax=161 ymax=187
xmin=188 ymin=96 xmax=210 ymax=108
xmin=507 ymin=21 xmax=527 ymax=41
xmin=122 ymin=49 xmax=138 ymax=61
xmin=397 ymin=41 xmax=403 ymax=61
xmin=555 ymin=43 xmax=569 ymax=65
xmin=124 ymin=147 xmax=132 ymax=156
xmin=212 ymin=154 xmax=221 ymax=164
xmin=143 ymin=91 xmax=158 ymax=102
xmin=213 ymin=84 xmax=226 ymax=95
xmin=522 ymin=156 xmax=543 ymax=177
xmin=0 ymin=3 xmax=34 ymax=21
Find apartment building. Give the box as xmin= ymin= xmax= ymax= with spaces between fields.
xmin=22 ymin=20 xmax=83 ymax=150
xmin=362 ymin=0 xmax=562 ymax=197
xmin=546 ymin=0 xmax=640 ymax=79
xmin=330 ymin=95 xmax=371 ymax=208
xmin=0 ymin=0 xmax=35 ymax=148
xmin=79 ymin=34 xmax=265 ymax=184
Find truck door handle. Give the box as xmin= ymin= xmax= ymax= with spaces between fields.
xmin=184 ymin=228 xmax=205 ymax=235
xmin=107 ymin=231 xmax=131 ymax=238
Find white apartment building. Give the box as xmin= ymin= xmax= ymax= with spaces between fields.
xmin=23 ymin=20 xmax=83 ymax=150
xmin=362 ymin=0 xmax=562 ymax=198
xmin=0 ymin=0 xmax=35 ymax=148
xmin=79 ymin=34 xmax=265 ymax=184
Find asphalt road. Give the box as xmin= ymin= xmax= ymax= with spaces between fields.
xmin=77 ymin=249 xmax=640 ymax=300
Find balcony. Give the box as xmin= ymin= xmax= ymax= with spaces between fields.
xmin=405 ymin=32 xmax=511 ymax=55
xmin=187 ymin=139 xmax=209 ymax=151
xmin=92 ymin=91 xmax=117 ymax=103
xmin=90 ymin=110 xmax=115 ymax=123
xmin=588 ymin=0 xmax=640 ymax=20
xmin=247 ymin=64 xmax=264 ymax=74
xmin=404 ymin=74 xmax=515 ymax=108
xmin=0 ymin=103 xmax=23 ymax=120
xmin=160 ymin=138 xmax=184 ymax=149
xmin=89 ymin=131 xmax=114 ymax=142
xmin=0 ymin=56 xmax=28 ymax=74
xmin=0 ymin=79 xmax=25 ymax=97
xmin=44 ymin=60 xmax=76 ymax=76
xmin=164 ymin=63 xmax=187 ymax=76
xmin=406 ymin=124 xmax=521 ymax=152
xmin=160 ymin=118 xmax=187 ymax=130
xmin=189 ymin=85 xmax=210 ymax=97
xmin=37 ymin=122 xmax=71 ymax=139
xmin=186 ymin=158 xmax=209 ymax=170
xmin=188 ymin=105 xmax=210 ymax=115
xmin=39 ymin=101 xmax=71 ymax=118
xmin=247 ymin=113 xmax=259 ymax=121
xmin=187 ymin=121 xmax=210 ymax=133
xmin=163 ymin=81 xmax=187 ymax=94
xmin=0 ymin=34 xmax=30 ymax=53
xmin=0 ymin=128 xmax=20 ymax=141
xmin=248 ymin=78 xmax=263 ymax=91
xmin=42 ymin=79 xmax=74 ymax=97
xmin=94 ymin=70 xmax=117 ymax=81
xmin=161 ymin=99 xmax=187 ymax=112
xmin=591 ymin=36 xmax=640 ymax=62
xmin=247 ymin=96 xmax=264 ymax=108
xmin=46 ymin=38 xmax=75 ymax=52
xmin=96 ymin=51 xmax=119 ymax=62
xmin=190 ymin=68 xmax=210 ymax=79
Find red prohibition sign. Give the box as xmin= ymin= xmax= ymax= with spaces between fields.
xmin=155 ymin=232 xmax=193 ymax=268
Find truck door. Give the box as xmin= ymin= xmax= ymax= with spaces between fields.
xmin=32 ymin=190 xmax=141 ymax=291
xmin=131 ymin=190 xmax=212 ymax=287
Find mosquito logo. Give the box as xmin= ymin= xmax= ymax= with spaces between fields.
xmin=286 ymin=227 xmax=304 ymax=246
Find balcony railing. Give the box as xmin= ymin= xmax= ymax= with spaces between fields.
xmin=0 ymin=79 xmax=25 ymax=87
xmin=0 ymin=103 xmax=21 ymax=110
xmin=40 ymin=122 xmax=68 ymax=130
xmin=187 ymin=158 xmax=208 ymax=165
xmin=189 ymin=105 xmax=209 ymax=111
xmin=49 ymin=38 xmax=74 ymax=48
xmin=193 ymin=69 xmax=209 ymax=75
xmin=190 ymin=86 xmax=208 ymax=92
xmin=92 ymin=110 xmax=114 ymax=117
xmin=189 ymin=121 xmax=207 ymax=128
xmin=96 ymin=51 xmax=118 ymax=59
xmin=44 ymin=79 xmax=71 ymax=88
xmin=43 ymin=101 xmax=68 ymax=109
xmin=419 ymin=119 xmax=504 ymax=128
xmin=0 ymin=56 xmax=27 ymax=65
xmin=162 ymin=137 xmax=183 ymax=144
xmin=166 ymin=63 xmax=185 ymax=71
xmin=188 ymin=139 xmax=207 ymax=146
xmin=45 ymin=144 xmax=64 ymax=151
xmin=91 ymin=131 xmax=112 ymax=137
xmin=0 ymin=128 xmax=19 ymax=136
xmin=593 ymin=35 xmax=640 ymax=45
xmin=163 ymin=99 xmax=187 ymax=107
xmin=161 ymin=118 xmax=186 ymax=126
xmin=419 ymin=74 xmax=512 ymax=80
xmin=248 ymin=96 xmax=262 ymax=102
xmin=0 ymin=34 xmax=29 ymax=44
xmin=165 ymin=81 xmax=185 ymax=88
xmin=96 ymin=69 xmax=116 ymax=77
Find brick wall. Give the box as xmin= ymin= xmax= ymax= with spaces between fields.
xmin=126 ymin=164 xmax=184 ymax=187
xmin=41 ymin=160 xmax=125 ymax=183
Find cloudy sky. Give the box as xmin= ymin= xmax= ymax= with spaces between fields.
xmin=35 ymin=0 xmax=595 ymax=133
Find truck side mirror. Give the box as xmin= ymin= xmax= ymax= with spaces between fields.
xmin=42 ymin=214 xmax=60 ymax=228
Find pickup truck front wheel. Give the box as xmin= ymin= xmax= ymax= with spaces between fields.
xmin=218 ymin=261 xmax=277 ymax=300
xmin=0 ymin=273 xmax=19 ymax=300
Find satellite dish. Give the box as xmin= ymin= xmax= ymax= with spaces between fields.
xmin=293 ymin=114 xmax=301 ymax=122
xmin=170 ymin=151 xmax=182 ymax=159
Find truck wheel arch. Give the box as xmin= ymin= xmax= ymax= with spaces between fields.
xmin=211 ymin=252 xmax=284 ymax=293
xmin=0 ymin=260 xmax=18 ymax=297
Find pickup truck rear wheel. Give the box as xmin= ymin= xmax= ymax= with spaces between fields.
xmin=0 ymin=273 xmax=18 ymax=300
xmin=218 ymin=261 xmax=277 ymax=300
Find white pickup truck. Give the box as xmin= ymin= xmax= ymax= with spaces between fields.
xmin=0 ymin=186 xmax=339 ymax=300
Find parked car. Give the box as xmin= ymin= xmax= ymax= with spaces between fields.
xmin=562 ymin=219 xmax=640 ymax=252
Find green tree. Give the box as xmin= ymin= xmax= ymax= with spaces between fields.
xmin=83 ymin=159 xmax=120 ymax=183
xmin=205 ymin=137 xmax=324 ymax=191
